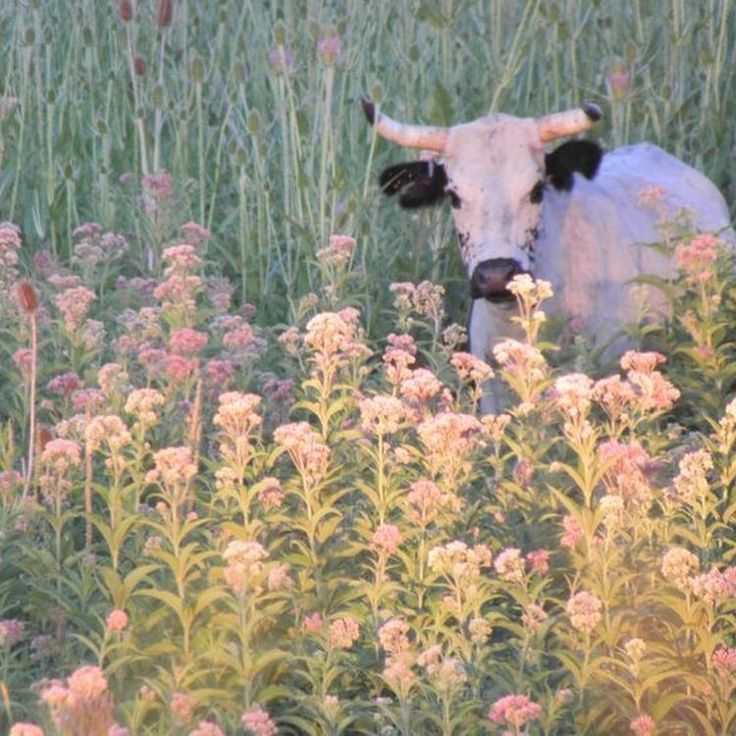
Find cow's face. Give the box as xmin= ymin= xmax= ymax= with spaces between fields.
xmin=364 ymin=97 xmax=602 ymax=303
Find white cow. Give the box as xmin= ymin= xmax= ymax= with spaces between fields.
xmin=362 ymin=96 xmax=733 ymax=388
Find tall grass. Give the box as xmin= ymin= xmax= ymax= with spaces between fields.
xmin=0 ymin=0 xmax=734 ymax=324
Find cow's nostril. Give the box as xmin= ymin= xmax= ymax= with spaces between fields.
xmin=470 ymin=258 xmax=524 ymax=301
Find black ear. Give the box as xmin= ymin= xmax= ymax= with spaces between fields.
xmin=545 ymin=140 xmax=603 ymax=191
xmin=378 ymin=161 xmax=448 ymax=209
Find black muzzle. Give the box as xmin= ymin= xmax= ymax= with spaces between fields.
xmin=470 ymin=258 xmax=526 ymax=302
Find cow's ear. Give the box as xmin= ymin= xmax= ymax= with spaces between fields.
xmin=378 ymin=161 xmax=448 ymax=209
xmin=545 ymin=140 xmax=603 ymax=191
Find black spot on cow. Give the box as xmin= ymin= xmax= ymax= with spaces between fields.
xmin=545 ymin=140 xmax=603 ymax=191
xmin=529 ymin=180 xmax=545 ymax=204
xmin=378 ymin=161 xmax=449 ymax=209
xmin=447 ymin=188 xmax=462 ymax=209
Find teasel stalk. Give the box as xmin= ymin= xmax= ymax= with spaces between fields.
xmin=17 ymin=281 xmax=38 ymax=500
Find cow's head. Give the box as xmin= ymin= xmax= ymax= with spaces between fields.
xmin=363 ymin=96 xmax=603 ymax=303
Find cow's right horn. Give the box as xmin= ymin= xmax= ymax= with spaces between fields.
xmin=361 ymin=95 xmax=448 ymax=152
xmin=536 ymin=103 xmax=602 ymax=143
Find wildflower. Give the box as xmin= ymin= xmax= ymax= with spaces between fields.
xmin=9 ymin=725 xmax=45 ymax=736
xmin=406 ymin=479 xmax=461 ymax=527
xmin=41 ymin=665 xmax=114 ymax=735
xmin=322 ymin=695 xmax=339 ymax=719
xmin=97 ymin=363 xmax=128 ymax=395
xmin=629 ymin=713 xmax=656 ymax=736
xmin=620 ymin=351 xmax=679 ymax=412
xmin=526 ymin=549 xmax=550 ymax=576
xmin=55 ymin=286 xmax=96 ymax=331
xmin=316 ymin=234 xmax=355 ymax=265
xmin=222 ymin=541 xmax=268 ymax=595
xmin=48 ymin=372 xmax=83 ymax=396
xmin=607 ymin=58 xmax=631 ymax=99
xmin=378 ymin=619 xmax=411 ymax=656
xmin=359 ymin=395 xmax=408 ymax=435
xmin=507 ymin=273 xmax=553 ymax=304
xmin=560 ymin=514 xmax=583 ymax=549
xmin=109 ymin=726 xmax=129 ymax=736
xmin=599 ymin=441 xmax=654 ymax=511
xmin=256 ymin=477 xmax=285 ymax=510
xmin=105 ymin=609 xmax=128 ymax=634
xmin=169 ymin=327 xmax=208 ymax=354
xmin=488 ymin=693 xmax=542 ymax=728
xmin=493 ymin=339 xmax=547 ymax=379
xmin=0 ymin=619 xmax=24 ymax=647
xmin=327 ymin=617 xmax=360 ymax=649
xmin=268 ymin=45 xmax=295 ymax=76
xmin=427 ymin=541 xmax=492 ymax=582
xmin=370 ymin=524 xmax=402 ymax=557
xmin=593 ymin=374 xmax=636 ymax=423
xmin=273 ymin=422 xmax=331 ymax=485
xmin=638 ymin=185 xmax=666 ymax=209
xmin=469 ymin=617 xmax=492 ymax=645
xmin=689 ymin=567 xmax=731 ymax=606
xmin=672 ymin=449 xmax=712 ymax=504
xmin=267 ymin=563 xmax=293 ymax=592
xmin=242 ymin=707 xmax=277 ymax=736
xmin=41 ymin=439 xmax=82 ymax=473
xmin=170 ymin=692 xmax=194 ymax=727
xmin=303 ymin=612 xmax=323 ymax=633
xmin=413 ymin=280 xmax=446 ymax=321
xmin=0 ymin=469 xmax=23 ymax=497
xmin=125 ymin=388 xmax=165 ymax=429
xmin=417 ymin=411 xmax=481 ymax=479
xmin=675 ymin=234 xmax=722 ymax=284
xmin=554 ymin=688 xmax=573 ymax=706
xmin=164 ymin=354 xmax=196 ymax=383
xmin=712 ymin=647 xmax=736 ymax=679
xmin=624 ymin=638 xmax=646 ymax=662
xmin=180 ymin=221 xmax=211 ymax=245
xmin=145 ymin=446 xmax=197 ymax=488
xmin=521 ymin=604 xmax=548 ymax=634
xmin=214 ymin=392 xmax=262 ymax=439
xmin=205 ymin=359 xmax=235 ymax=389
xmin=494 ymin=548 xmax=525 ymax=584
xmin=661 ymin=547 xmax=699 ymax=591
xmin=400 ymin=368 xmax=443 ymax=404
xmin=451 ymin=351 xmax=494 ymax=382
xmin=383 ymin=656 xmax=417 ymax=698
xmin=85 ymin=415 xmax=132 ymax=457
xmin=443 ymin=322 xmax=467 ymax=350
xmin=222 ymin=322 xmax=255 ymax=349
xmin=304 ymin=308 xmax=366 ymax=363
xmin=567 ymin=591 xmax=603 ymax=635
xmin=188 ymin=722 xmax=225 ymax=736
xmin=553 ymin=373 xmax=594 ymax=418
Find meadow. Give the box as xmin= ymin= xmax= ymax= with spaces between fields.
xmin=0 ymin=1 xmax=735 ymax=734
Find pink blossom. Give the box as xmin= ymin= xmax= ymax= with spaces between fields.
xmin=9 ymin=725 xmax=45 ymax=736
xmin=378 ymin=619 xmax=411 ymax=656
xmin=170 ymin=691 xmax=194 ymax=726
xmin=13 ymin=348 xmax=33 ymax=376
xmin=316 ymin=234 xmax=355 ymax=265
xmin=164 ymin=353 xmax=196 ymax=383
xmin=169 ymin=327 xmax=208 ymax=354
xmin=400 ymin=368 xmax=443 ymax=404
xmin=145 ymin=446 xmax=197 ymax=487
xmin=521 ymin=603 xmax=548 ymax=634
xmin=241 ymin=707 xmax=277 ymax=736
xmin=222 ymin=540 xmax=268 ymax=595
xmin=205 ymin=359 xmax=235 ymax=388
xmin=406 ymin=479 xmax=461 ymax=527
xmin=370 ymin=524 xmax=402 ymax=557
xmin=494 ymin=548 xmax=525 ymax=583
xmin=180 ymin=221 xmax=211 ymax=245
xmin=560 ymin=514 xmax=583 ymax=549
xmin=451 ymin=351 xmax=494 ymax=382
xmin=55 ymin=286 xmax=96 ymax=330
xmin=327 ymin=617 xmax=360 ymax=649
xmin=488 ymin=694 xmax=542 ymax=728
xmin=257 ymin=478 xmax=285 ymax=510
xmin=0 ymin=619 xmax=24 ymax=647
xmin=629 ymin=713 xmax=656 ymax=736
xmin=661 ymin=547 xmax=699 ymax=591
xmin=303 ymin=612 xmax=323 ymax=633
xmin=526 ymin=549 xmax=550 ymax=576
xmin=675 ymin=234 xmax=722 ymax=283
xmin=105 ymin=609 xmax=128 ymax=634
xmin=359 ymin=395 xmax=408 ymax=435
xmin=188 ymin=722 xmax=225 ymax=736
xmin=47 ymin=372 xmax=82 ymax=396
xmin=712 ymin=647 xmax=736 ymax=679
xmin=567 ymin=591 xmax=603 ymax=635
xmin=41 ymin=439 xmax=82 ymax=472
xmin=273 ymin=422 xmax=331 ymax=485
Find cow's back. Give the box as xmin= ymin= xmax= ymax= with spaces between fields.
xmin=536 ymin=143 xmax=733 ymax=348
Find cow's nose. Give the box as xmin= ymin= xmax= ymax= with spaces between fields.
xmin=470 ymin=258 xmax=525 ymax=301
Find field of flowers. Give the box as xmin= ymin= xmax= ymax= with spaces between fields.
xmin=1 ymin=1 xmax=736 ymax=735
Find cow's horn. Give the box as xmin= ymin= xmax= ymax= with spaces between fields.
xmin=361 ymin=95 xmax=448 ymax=152
xmin=536 ymin=103 xmax=602 ymax=143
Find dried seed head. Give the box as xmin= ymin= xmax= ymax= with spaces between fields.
xmin=16 ymin=281 xmax=38 ymax=313
xmin=156 ymin=0 xmax=173 ymax=27
xmin=118 ymin=0 xmax=133 ymax=22
xmin=133 ymin=56 xmax=147 ymax=76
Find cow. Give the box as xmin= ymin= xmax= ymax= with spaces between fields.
xmin=362 ymin=95 xmax=733 ymax=407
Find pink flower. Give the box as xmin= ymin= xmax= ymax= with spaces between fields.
xmin=370 ymin=524 xmax=402 ymax=557
xmin=164 ymin=353 xmax=196 ymax=383
xmin=0 ymin=619 xmax=24 ymax=647
xmin=560 ymin=514 xmax=583 ymax=549
xmin=488 ymin=694 xmax=542 ymax=728
xmin=629 ymin=713 xmax=656 ymax=736
xmin=180 ymin=221 xmax=212 ymax=245
xmin=521 ymin=603 xmax=548 ymax=634
xmin=359 ymin=395 xmax=408 ymax=435
xmin=222 ymin=541 xmax=268 ymax=595
xmin=169 ymin=327 xmax=208 ymax=354
xmin=170 ymin=691 xmax=194 ymax=726
xmin=327 ymin=617 xmax=360 ymax=649
xmin=406 ymin=479 xmax=461 ymax=528
xmin=712 ymin=647 xmax=736 ymax=679
xmin=526 ymin=549 xmax=550 ymax=576
xmin=400 ymin=368 xmax=443 ymax=404
xmin=675 ymin=234 xmax=722 ymax=283
xmin=494 ymin=548 xmax=525 ymax=583
xmin=41 ymin=439 xmax=82 ymax=473
xmin=273 ymin=422 xmax=331 ymax=485
xmin=105 ymin=609 xmax=128 ymax=634
xmin=188 ymin=722 xmax=225 ymax=736
xmin=316 ymin=234 xmax=355 ymax=265
xmin=9 ymin=725 xmax=45 ymax=736
xmin=47 ymin=372 xmax=82 ymax=396
xmin=451 ymin=351 xmax=494 ymax=382
xmin=661 ymin=547 xmax=699 ymax=591
xmin=55 ymin=286 xmax=96 ymax=330
xmin=378 ymin=619 xmax=411 ymax=656
xmin=257 ymin=478 xmax=285 ymax=510
xmin=241 ymin=707 xmax=277 ymax=736
xmin=145 ymin=446 xmax=197 ymax=488
xmin=303 ymin=612 xmax=323 ymax=633
xmin=566 ymin=591 xmax=603 ymax=635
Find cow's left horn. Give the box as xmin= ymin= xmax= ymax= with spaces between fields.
xmin=536 ymin=103 xmax=602 ymax=143
xmin=361 ymin=95 xmax=448 ymax=152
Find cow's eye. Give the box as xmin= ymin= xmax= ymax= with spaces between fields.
xmin=529 ymin=181 xmax=545 ymax=204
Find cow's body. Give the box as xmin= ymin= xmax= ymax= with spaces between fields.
xmin=471 ymin=142 xmax=733 ymax=359
xmin=363 ymin=97 xmax=733 ymax=404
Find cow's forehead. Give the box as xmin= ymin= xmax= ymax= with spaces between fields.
xmin=444 ymin=114 xmax=544 ymax=161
